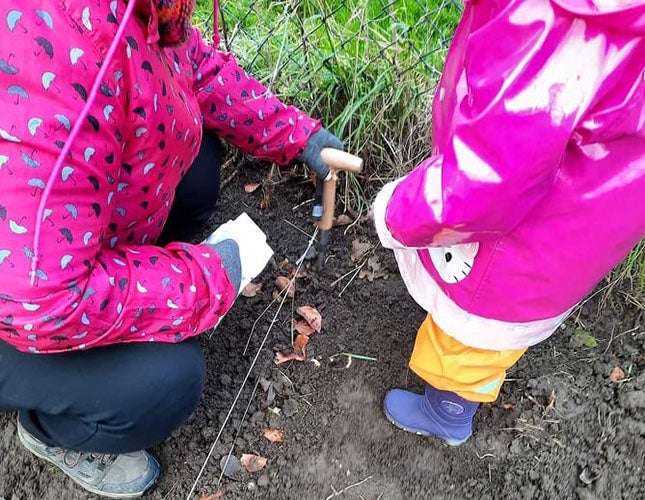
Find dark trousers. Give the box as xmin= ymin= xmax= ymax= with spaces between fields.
xmin=0 ymin=133 xmax=223 ymax=454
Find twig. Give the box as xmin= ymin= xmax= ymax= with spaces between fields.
xmin=162 ymin=483 xmax=177 ymax=499
xmin=603 ymin=324 xmax=640 ymax=355
xmin=325 ymin=476 xmax=373 ymax=500
xmin=332 ymin=352 xmax=378 ymax=362
xmin=329 ymin=262 xmax=365 ymax=288
xmin=292 ymin=197 xmax=314 ymax=212
xmin=338 ymin=261 xmax=367 ymax=297
xmin=220 ymin=168 xmax=239 ymax=191
xmin=186 ymin=232 xmax=318 ymax=500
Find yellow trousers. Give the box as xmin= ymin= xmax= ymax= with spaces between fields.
xmin=409 ymin=315 xmax=526 ymax=403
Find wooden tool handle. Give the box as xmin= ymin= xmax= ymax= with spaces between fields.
xmin=321 ymin=148 xmax=363 ymax=174
xmin=317 ymin=149 xmax=362 ymax=232
xmin=319 ymin=174 xmax=337 ymax=231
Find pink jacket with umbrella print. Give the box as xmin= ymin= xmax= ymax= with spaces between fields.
xmin=0 ymin=0 xmax=320 ymax=353
xmin=374 ymin=0 xmax=645 ymax=350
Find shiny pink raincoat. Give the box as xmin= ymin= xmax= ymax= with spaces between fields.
xmin=0 ymin=0 xmax=320 ymax=353
xmin=374 ymin=0 xmax=645 ymax=350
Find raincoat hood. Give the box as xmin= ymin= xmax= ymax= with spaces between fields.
xmin=131 ymin=0 xmax=197 ymax=46
xmin=552 ymin=0 xmax=645 ymax=33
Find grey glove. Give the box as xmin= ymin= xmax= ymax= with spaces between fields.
xmin=298 ymin=128 xmax=344 ymax=181
xmin=209 ymin=239 xmax=242 ymax=293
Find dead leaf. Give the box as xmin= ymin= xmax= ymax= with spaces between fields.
xmin=240 ymin=454 xmax=267 ymax=473
xmin=274 ymin=351 xmax=297 ymax=365
xmin=263 ymin=428 xmax=284 ymax=443
xmin=288 ymin=267 xmax=307 ymax=279
xmin=259 ymin=196 xmax=269 ymax=210
xmin=351 ymin=239 xmax=373 ymax=262
xmin=359 ymin=255 xmax=388 ymax=282
xmin=609 ymin=366 xmax=626 ymax=383
xmin=241 ymin=282 xmax=262 ymax=298
xmin=296 ymin=305 xmax=322 ymax=333
xmin=334 ymin=214 xmax=353 ymax=227
xmin=545 ymin=390 xmax=556 ymax=413
xmin=274 ymin=335 xmax=308 ymax=365
xmin=200 ymin=490 xmax=224 ymax=500
xmin=244 ymin=183 xmax=261 ymax=193
xmin=294 ymin=334 xmax=308 ymax=358
xmin=292 ymin=319 xmax=315 ymax=336
xmin=259 ymin=377 xmax=277 ymax=403
xmin=502 ymin=403 xmax=514 ymax=410
xmin=275 ymin=276 xmax=295 ymax=298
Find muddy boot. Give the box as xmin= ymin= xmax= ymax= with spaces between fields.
xmin=17 ymin=419 xmax=159 ymax=498
xmin=384 ymin=385 xmax=479 ymax=446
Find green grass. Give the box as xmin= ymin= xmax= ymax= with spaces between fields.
xmin=194 ymin=0 xmax=461 ymax=208
xmin=193 ymin=1 xmax=644 ymax=298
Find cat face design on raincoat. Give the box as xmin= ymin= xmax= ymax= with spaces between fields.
xmin=428 ymin=243 xmax=479 ymax=284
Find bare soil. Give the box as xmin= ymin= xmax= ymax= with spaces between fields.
xmin=1 ymin=162 xmax=643 ymax=500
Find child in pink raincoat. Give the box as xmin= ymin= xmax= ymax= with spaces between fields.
xmin=0 ymin=0 xmax=342 ymax=497
xmin=373 ymin=0 xmax=644 ymax=445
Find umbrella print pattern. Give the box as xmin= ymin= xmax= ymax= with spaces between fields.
xmin=0 ymin=0 xmax=314 ymax=353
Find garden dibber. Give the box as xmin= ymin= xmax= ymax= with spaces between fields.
xmin=312 ymin=148 xmax=363 ymax=267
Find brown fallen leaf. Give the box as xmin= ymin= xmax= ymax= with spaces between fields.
xmin=240 ymin=454 xmax=267 ymax=473
xmin=241 ymin=282 xmax=262 ymax=298
xmin=296 ymin=305 xmax=322 ymax=333
xmin=244 ymin=182 xmax=261 ymax=193
xmin=359 ymin=255 xmax=388 ymax=282
xmin=274 ymin=335 xmax=309 ymax=365
xmin=292 ymin=319 xmax=315 ymax=336
xmin=545 ymin=389 xmax=556 ymax=413
xmin=259 ymin=196 xmax=269 ymax=210
xmin=334 ymin=214 xmax=353 ymax=227
xmin=288 ymin=267 xmax=307 ymax=279
xmin=274 ymin=351 xmax=297 ymax=364
xmin=351 ymin=239 xmax=373 ymax=262
xmin=275 ymin=276 xmax=295 ymax=298
xmin=609 ymin=366 xmax=626 ymax=383
xmin=502 ymin=402 xmax=514 ymax=410
xmin=294 ymin=334 xmax=308 ymax=358
xmin=263 ymin=428 xmax=284 ymax=443
xmin=200 ymin=490 xmax=224 ymax=500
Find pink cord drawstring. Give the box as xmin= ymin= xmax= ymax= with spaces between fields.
xmin=30 ymin=0 xmax=136 ymax=286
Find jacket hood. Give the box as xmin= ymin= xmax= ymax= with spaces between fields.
xmin=552 ymin=0 xmax=645 ymax=34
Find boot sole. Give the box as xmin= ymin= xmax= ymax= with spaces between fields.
xmin=17 ymin=425 xmax=158 ymax=499
xmin=384 ymin=405 xmax=468 ymax=447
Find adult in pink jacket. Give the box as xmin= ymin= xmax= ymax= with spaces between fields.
xmin=0 ymin=0 xmax=342 ymax=497
xmin=373 ymin=0 xmax=644 ymax=445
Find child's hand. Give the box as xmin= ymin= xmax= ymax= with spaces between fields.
xmin=298 ymin=128 xmax=344 ymax=181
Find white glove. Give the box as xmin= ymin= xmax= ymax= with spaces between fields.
xmin=203 ymin=213 xmax=274 ymax=292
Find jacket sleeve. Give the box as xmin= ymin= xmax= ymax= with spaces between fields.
xmin=374 ymin=8 xmax=605 ymax=249
xmin=0 ymin=20 xmax=236 ymax=354
xmin=186 ymin=28 xmax=321 ymax=165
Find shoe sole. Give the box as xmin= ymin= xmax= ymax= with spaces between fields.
xmin=383 ymin=405 xmax=468 ymax=447
xmin=17 ymin=426 xmax=158 ymax=499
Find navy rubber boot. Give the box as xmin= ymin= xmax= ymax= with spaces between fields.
xmin=384 ymin=385 xmax=479 ymax=446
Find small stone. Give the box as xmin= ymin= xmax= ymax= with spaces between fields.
xmin=220 ymin=455 xmax=242 ymax=479
xmin=257 ymin=474 xmax=270 ymax=488
xmin=247 ymin=481 xmax=257 ymax=492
